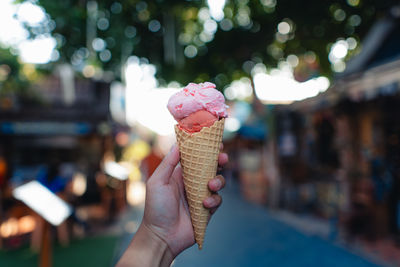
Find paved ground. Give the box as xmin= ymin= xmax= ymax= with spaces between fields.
xmin=170 ymin=183 xmax=386 ymax=267
xmin=0 ymin=184 xmax=390 ymax=267
xmin=111 ymin=181 xmax=390 ymax=267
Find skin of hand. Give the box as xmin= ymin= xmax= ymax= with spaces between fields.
xmin=116 ymin=144 xmax=228 ymax=267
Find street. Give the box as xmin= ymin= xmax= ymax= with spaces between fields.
xmin=172 ymin=182 xmax=385 ymax=267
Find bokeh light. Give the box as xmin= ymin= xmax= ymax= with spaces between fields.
xmin=224 ymin=77 xmax=253 ymax=101
xmin=278 ymin=21 xmax=291 ymax=34
xmin=148 ymin=20 xmax=161 ymax=32
xmin=348 ymin=15 xmax=362 ymax=27
xmin=333 ymin=9 xmax=346 ymax=22
xmin=260 ymin=0 xmax=277 ymax=8
xmin=125 ymin=26 xmax=137 ymax=38
xmin=330 ymin=40 xmax=348 ymax=60
xmin=346 ymin=37 xmax=358 ymax=50
xmin=287 ymin=54 xmax=299 ymax=67
xmin=346 ymin=0 xmax=360 ymax=7
xmin=207 ymin=0 xmax=226 ymax=21
xmin=127 ymin=181 xmax=146 ymax=206
xmin=253 ymin=64 xmax=330 ymax=104
xmin=97 ymin=17 xmax=110 ymax=30
xmin=204 ymin=19 xmax=218 ymax=34
xmin=329 ymin=39 xmax=350 ymax=72
xmin=18 ymin=37 xmax=56 ymax=64
xmin=220 ymin=18 xmax=233 ymax=31
xmin=125 ymin=56 xmax=178 ymax=135
xmin=184 ymin=45 xmax=198 ymax=58
xmin=16 ymin=2 xmax=46 ymax=26
xmin=225 ymin=117 xmax=241 ymax=132
xmin=0 ymin=0 xmax=55 ymax=64
xmin=92 ymin=38 xmax=106 ymax=52
xmin=72 ymin=172 xmax=87 ymax=196
xmin=236 ymin=7 xmax=252 ymax=27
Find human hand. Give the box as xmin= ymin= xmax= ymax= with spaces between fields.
xmin=116 ymin=144 xmax=227 ymax=267
xmin=143 ymin=144 xmax=228 ymax=257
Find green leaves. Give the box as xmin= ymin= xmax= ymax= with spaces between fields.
xmin=15 ymin=0 xmax=399 ymax=88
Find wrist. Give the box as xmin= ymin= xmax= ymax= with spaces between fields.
xmin=116 ymin=223 xmax=174 ymax=267
xmin=141 ymin=223 xmax=175 ymax=266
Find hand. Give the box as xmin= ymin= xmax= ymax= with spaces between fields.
xmin=116 ymin=144 xmax=228 ymax=267
xmin=143 ymin=144 xmax=228 ymax=257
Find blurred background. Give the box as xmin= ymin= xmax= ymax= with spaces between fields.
xmin=0 ymin=0 xmax=400 ymax=266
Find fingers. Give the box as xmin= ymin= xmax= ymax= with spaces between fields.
xmin=208 ymin=175 xmax=225 ymax=192
xmin=148 ymin=144 xmax=227 ymax=186
xmin=203 ymin=175 xmax=225 ymax=213
xmin=218 ymin=153 xmax=228 ymax=167
xmin=218 ymin=142 xmax=227 ymax=166
xmin=149 ymin=144 xmax=180 ymax=184
xmin=203 ymin=194 xmax=222 ymax=210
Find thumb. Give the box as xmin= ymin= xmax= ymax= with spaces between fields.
xmin=150 ymin=144 xmax=180 ymax=184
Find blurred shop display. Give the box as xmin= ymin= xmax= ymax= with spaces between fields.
xmin=238 ymin=145 xmax=268 ymax=205
xmin=13 ymin=181 xmax=73 ymax=266
xmin=236 ymin=98 xmax=269 ymax=205
xmin=0 ymin=71 xmax=116 ymax=250
xmin=281 ymin=14 xmax=400 ymax=243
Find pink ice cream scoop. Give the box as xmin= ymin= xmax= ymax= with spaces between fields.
xmin=167 ymin=82 xmax=228 ymax=122
xmin=178 ymin=109 xmax=218 ymax=133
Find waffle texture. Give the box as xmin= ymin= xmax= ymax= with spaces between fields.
xmin=174 ymin=118 xmax=225 ymax=249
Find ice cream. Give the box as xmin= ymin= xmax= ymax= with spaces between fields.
xmin=178 ymin=110 xmax=218 ymax=133
xmin=167 ymin=82 xmax=227 ymax=249
xmin=167 ymin=82 xmax=228 ymax=132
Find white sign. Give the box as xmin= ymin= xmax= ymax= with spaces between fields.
xmin=13 ymin=181 xmax=73 ymax=226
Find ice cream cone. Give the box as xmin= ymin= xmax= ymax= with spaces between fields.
xmin=174 ymin=118 xmax=225 ymax=249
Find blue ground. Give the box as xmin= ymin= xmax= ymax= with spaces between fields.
xmin=172 ymin=183 xmax=384 ymax=267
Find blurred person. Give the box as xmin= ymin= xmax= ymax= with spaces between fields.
xmin=345 ymin=177 xmax=376 ymax=242
xmin=371 ymin=156 xmax=393 ymax=237
xmin=0 ymin=153 xmax=6 ymax=189
xmin=0 ymin=150 xmax=5 ymax=248
xmin=140 ymin=139 xmax=163 ymax=180
xmin=38 ymin=159 xmax=70 ymax=194
xmin=116 ymin=144 xmax=228 ymax=267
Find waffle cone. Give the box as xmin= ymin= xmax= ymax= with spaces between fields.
xmin=174 ymin=118 xmax=225 ymax=249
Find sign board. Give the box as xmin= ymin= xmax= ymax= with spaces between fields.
xmin=13 ymin=181 xmax=73 ymax=226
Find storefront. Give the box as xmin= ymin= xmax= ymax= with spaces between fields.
xmin=278 ymin=15 xmax=400 ymax=239
xmin=0 ymin=76 xmax=113 ymax=242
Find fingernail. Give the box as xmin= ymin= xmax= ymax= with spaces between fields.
xmin=205 ymin=197 xmax=214 ymax=206
xmin=214 ymin=179 xmax=222 ymax=188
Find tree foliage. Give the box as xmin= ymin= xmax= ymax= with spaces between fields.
xmin=0 ymin=47 xmax=29 ymax=93
xmin=16 ymin=0 xmax=399 ymax=88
